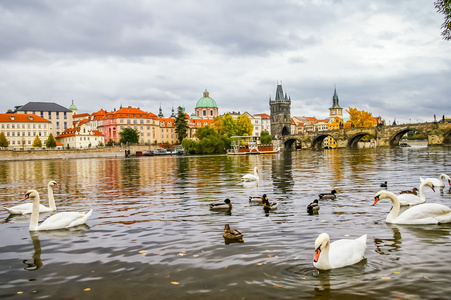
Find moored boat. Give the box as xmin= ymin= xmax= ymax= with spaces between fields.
xmin=227 ymin=136 xmax=280 ymax=155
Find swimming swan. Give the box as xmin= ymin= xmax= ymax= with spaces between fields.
xmin=372 ymin=190 xmax=451 ymax=225
xmin=313 ymin=233 xmax=367 ymax=270
xmin=397 ymin=179 xmax=435 ymax=206
xmin=242 ymin=167 xmax=259 ymax=182
xmin=3 ymin=181 xmax=59 ymax=215
xmin=420 ymin=173 xmax=451 ymax=188
xmin=23 ymin=190 xmax=93 ymax=231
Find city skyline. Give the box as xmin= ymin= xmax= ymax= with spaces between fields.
xmin=0 ymin=1 xmax=449 ymax=124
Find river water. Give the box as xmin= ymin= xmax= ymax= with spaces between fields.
xmin=0 ymin=146 xmax=450 ymax=299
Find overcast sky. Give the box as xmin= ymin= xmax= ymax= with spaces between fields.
xmin=0 ymin=0 xmax=449 ymax=124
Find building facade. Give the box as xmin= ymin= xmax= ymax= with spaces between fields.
xmin=15 ymin=102 xmax=74 ymax=137
xmin=269 ymin=83 xmax=291 ymax=139
xmin=0 ymin=113 xmax=51 ymax=149
xmin=57 ymin=123 xmax=104 ymax=149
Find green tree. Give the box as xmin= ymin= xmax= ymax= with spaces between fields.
xmin=0 ymin=132 xmax=8 ymax=148
xmin=45 ymin=133 xmax=57 ymax=148
xmin=119 ymin=128 xmax=139 ymax=144
xmin=175 ymin=106 xmax=189 ymax=143
xmin=32 ymin=135 xmax=42 ymax=148
xmin=222 ymin=113 xmax=237 ymax=137
xmin=106 ymin=138 xmax=115 ymax=146
xmin=260 ymin=130 xmax=272 ymax=144
xmin=236 ymin=114 xmax=253 ymax=136
xmin=182 ymin=138 xmax=199 ymax=154
xmin=435 ymin=0 xmax=451 ymax=40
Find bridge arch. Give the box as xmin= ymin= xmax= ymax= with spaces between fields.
xmin=284 ymin=138 xmax=302 ymax=150
xmin=311 ymin=134 xmax=333 ymax=150
xmin=389 ymin=127 xmax=427 ymax=147
xmin=348 ymin=132 xmax=375 ymax=149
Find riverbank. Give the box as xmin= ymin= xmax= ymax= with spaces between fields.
xmin=0 ymin=145 xmax=156 ymax=161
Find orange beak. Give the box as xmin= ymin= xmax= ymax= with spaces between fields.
xmin=21 ymin=194 xmax=30 ymax=201
xmin=313 ymin=248 xmax=321 ymax=262
xmin=372 ymin=196 xmax=380 ymax=206
xmin=431 ymin=185 xmax=435 ymax=192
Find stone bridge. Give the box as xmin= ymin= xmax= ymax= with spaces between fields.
xmin=282 ymin=122 xmax=451 ymax=150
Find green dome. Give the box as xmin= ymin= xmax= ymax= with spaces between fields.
xmin=195 ymin=90 xmax=217 ymax=108
xmin=69 ymin=100 xmax=77 ymax=110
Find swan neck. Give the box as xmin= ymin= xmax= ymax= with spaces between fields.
xmin=418 ymin=181 xmax=427 ymax=200
xmin=48 ymin=184 xmax=56 ymax=210
xmin=317 ymin=242 xmax=331 ymax=269
xmin=386 ymin=192 xmax=400 ymax=223
xmin=29 ymin=194 xmax=40 ymax=231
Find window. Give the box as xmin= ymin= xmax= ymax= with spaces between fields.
xmin=48 ymin=112 xmax=51 ymax=119
xmin=64 ymin=112 xmax=67 ymax=119
xmin=56 ymin=112 xmax=59 ymax=119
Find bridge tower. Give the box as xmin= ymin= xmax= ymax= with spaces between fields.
xmin=269 ymin=82 xmax=291 ymax=139
xmin=329 ymin=86 xmax=343 ymax=120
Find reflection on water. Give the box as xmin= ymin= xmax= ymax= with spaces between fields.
xmin=0 ymin=147 xmax=451 ymax=299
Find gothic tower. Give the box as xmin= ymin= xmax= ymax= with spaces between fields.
xmin=269 ymin=83 xmax=291 ymax=139
xmin=329 ymin=86 xmax=343 ymax=120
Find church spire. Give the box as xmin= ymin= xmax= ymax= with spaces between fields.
xmin=330 ymin=85 xmax=342 ymax=109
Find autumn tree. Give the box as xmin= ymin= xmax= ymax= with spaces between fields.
xmin=175 ymin=106 xmax=189 ymax=143
xmin=346 ymin=107 xmax=376 ymax=128
xmin=212 ymin=116 xmax=226 ymax=136
xmin=45 ymin=133 xmax=57 ymax=148
xmin=435 ymin=0 xmax=451 ymax=40
xmin=0 ymin=132 xmax=8 ymax=148
xmin=32 ymin=135 xmax=42 ymax=148
xmin=236 ymin=114 xmax=253 ymax=136
xmin=222 ymin=113 xmax=237 ymax=137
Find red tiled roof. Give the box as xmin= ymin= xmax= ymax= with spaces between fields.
xmin=57 ymin=126 xmax=104 ymax=138
xmin=0 ymin=113 xmax=51 ymax=123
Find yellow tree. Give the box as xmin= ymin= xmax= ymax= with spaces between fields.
xmin=212 ymin=116 xmax=225 ymax=135
xmin=346 ymin=107 xmax=376 ymax=128
xmin=236 ymin=114 xmax=253 ymax=136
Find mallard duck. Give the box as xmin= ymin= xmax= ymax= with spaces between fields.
xmin=380 ymin=181 xmax=388 ymax=188
xmin=249 ymin=194 xmax=267 ymax=205
xmin=307 ymin=199 xmax=320 ymax=214
xmin=318 ymin=190 xmax=337 ymax=200
xmin=262 ymin=197 xmax=278 ymax=211
xmin=400 ymin=187 xmax=418 ymax=195
xmin=209 ymin=199 xmax=232 ymax=211
xmin=223 ymin=224 xmax=243 ymax=241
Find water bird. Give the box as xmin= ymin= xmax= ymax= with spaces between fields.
xmin=23 ymin=190 xmax=92 ymax=231
xmin=399 ymin=187 xmax=418 ymax=195
xmin=241 ymin=167 xmax=259 ymax=182
xmin=380 ymin=181 xmax=388 ymax=188
xmin=397 ymin=179 xmax=435 ymax=206
xmin=307 ymin=199 xmax=320 ymax=214
xmin=420 ymin=173 xmax=451 ymax=188
xmin=209 ymin=198 xmax=232 ymax=211
xmin=3 ymin=181 xmax=59 ymax=215
xmin=249 ymin=194 xmax=267 ymax=205
xmin=223 ymin=224 xmax=243 ymax=241
xmin=262 ymin=197 xmax=278 ymax=211
xmin=372 ymin=190 xmax=451 ymax=225
xmin=313 ymin=233 xmax=367 ymax=270
xmin=318 ymin=190 xmax=337 ymax=200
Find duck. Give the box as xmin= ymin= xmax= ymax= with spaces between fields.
xmin=209 ymin=198 xmax=232 ymax=211
xmin=372 ymin=190 xmax=451 ymax=225
xmin=262 ymin=197 xmax=278 ymax=211
xmin=318 ymin=190 xmax=337 ymax=200
xmin=3 ymin=181 xmax=59 ymax=215
xmin=399 ymin=187 xmax=419 ymax=195
xmin=307 ymin=199 xmax=320 ymax=214
xmin=313 ymin=233 xmax=367 ymax=270
xmin=420 ymin=173 xmax=451 ymax=188
xmin=23 ymin=190 xmax=93 ymax=231
xmin=397 ymin=179 xmax=435 ymax=206
xmin=380 ymin=181 xmax=388 ymax=188
xmin=223 ymin=224 xmax=243 ymax=241
xmin=249 ymin=194 xmax=267 ymax=205
xmin=241 ymin=167 xmax=259 ymax=182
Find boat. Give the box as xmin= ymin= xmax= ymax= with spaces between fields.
xmin=227 ymin=136 xmax=280 ymax=155
xmin=142 ymin=146 xmax=185 ymax=156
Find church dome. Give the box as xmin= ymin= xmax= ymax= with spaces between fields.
xmin=195 ymin=90 xmax=217 ymax=108
xmin=69 ymin=100 xmax=77 ymax=111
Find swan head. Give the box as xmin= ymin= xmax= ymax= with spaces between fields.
xmin=422 ymin=180 xmax=435 ymax=192
xmin=48 ymin=180 xmax=59 ymax=189
xmin=314 ymin=233 xmax=330 ymax=263
xmin=22 ymin=189 xmax=39 ymax=201
xmin=373 ymin=190 xmax=398 ymax=206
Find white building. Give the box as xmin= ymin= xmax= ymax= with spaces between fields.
xmin=0 ymin=113 xmax=51 ymax=149
xmin=57 ymin=123 xmax=104 ymax=149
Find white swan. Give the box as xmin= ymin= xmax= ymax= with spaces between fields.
xmin=420 ymin=173 xmax=451 ymax=188
xmin=23 ymin=190 xmax=93 ymax=231
xmin=313 ymin=233 xmax=367 ymax=270
xmin=3 ymin=181 xmax=59 ymax=214
xmin=241 ymin=167 xmax=259 ymax=182
xmin=397 ymin=179 xmax=435 ymax=206
xmin=372 ymin=190 xmax=451 ymax=225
